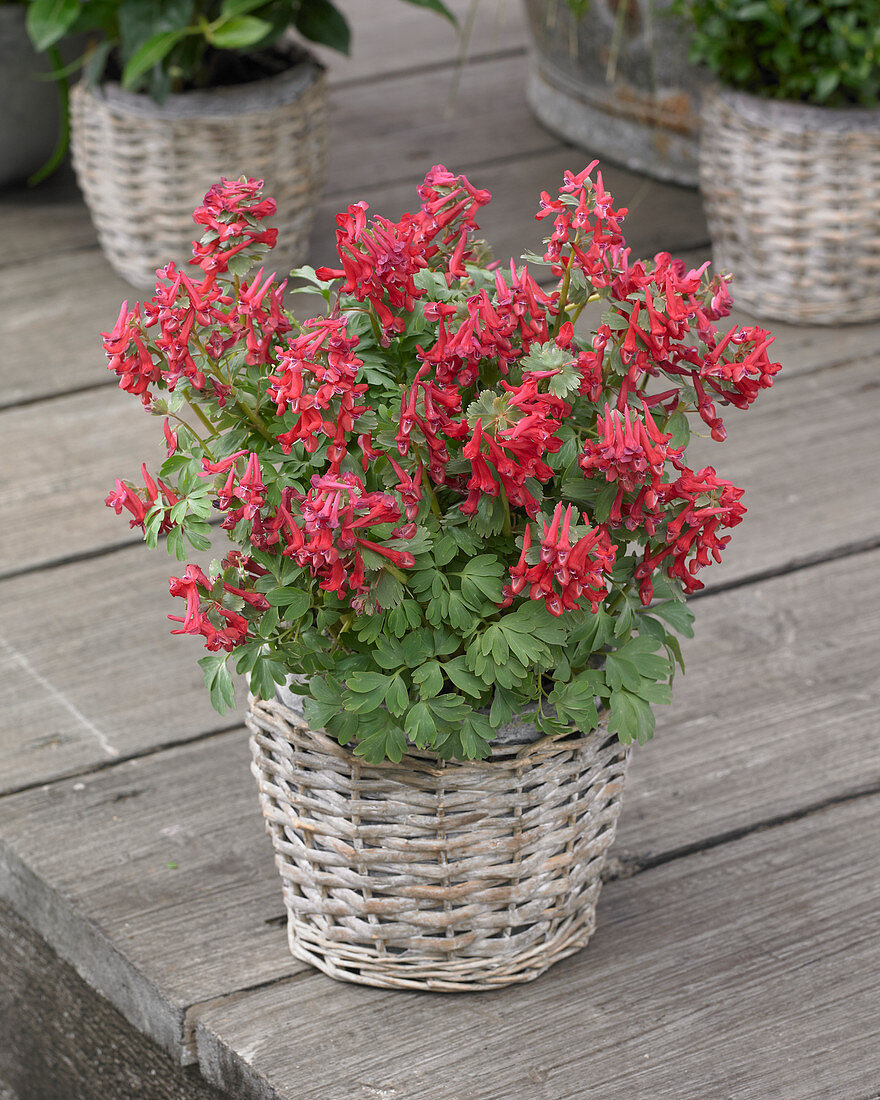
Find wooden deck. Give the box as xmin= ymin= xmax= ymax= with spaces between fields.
xmin=2 ymin=2 xmax=879 ymax=1096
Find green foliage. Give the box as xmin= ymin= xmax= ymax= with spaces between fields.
xmin=25 ymin=0 xmax=457 ymax=101
xmin=676 ymin=0 xmax=880 ymax=107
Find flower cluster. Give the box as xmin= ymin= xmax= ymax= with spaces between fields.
xmin=106 ymin=167 xmax=779 ymax=760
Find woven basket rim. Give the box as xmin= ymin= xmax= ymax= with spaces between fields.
xmin=248 ymin=694 xmax=613 ymax=775
xmin=75 ymin=47 xmax=323 ymax=121
xmin=706 ymin=83 xmax=880 ymax=135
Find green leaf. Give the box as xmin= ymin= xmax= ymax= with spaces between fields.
xmin=226 ymin=252 xmax=255 ymax=277
xmin=443 ymin=656 xmax=485 ymax=699
xmin=209 ymin=14 xmax=271 ymax=48
xmin=121 ymin=28 xmax=190 ymax=89
xmin=355 ymin=723 xmax=407 ymax=764
xmin=346 ymin=671 xmax=392 ymax=713
xmin=489 ymin=686 xmax=516 ymax=727
xmin=220 ymin=0 xmax=271 ymax=17
xmin=646 ymin=600 xmax=695 ymax=638
xmin=427 ymin=693 xmax=471 ymax=723
xmin=265 ymin=586 xmax=310 ymax=619
xmin=199 ymin=653 xmax=235 ymax=714
xmin=460 ymin=713 xmax=494 ymax=759
xmin=373 ymin=635 xmax=407 ymax=671
xmin=399 ymin=0 xmax=458 ymax=25
xmin=458 ymin=555 xmax=506 ymax=605
xmin=26 ymin=0 xmax=80 ymax=52
xmin=249 ymin=656 xmax=286 ymax=701
xmin=293 ymin=0 xmax=351 ymax=53
xmin=404 ymin=700 xmax=436 ymax=747
xmin=412 ymin=660 xmax=443 ymax=699
xmin=384 ymin=674 xmax=409 ymax=717
xmin=548 ymin=678 xmax=600 ymax=730
xmin=608 ymin=689 xmax=655 ymax=746
xmin=666 ymin=409 xmax=690 ymax=449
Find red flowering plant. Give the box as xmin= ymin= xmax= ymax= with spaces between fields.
xmin=105 ymin=166 xmax=780 ymax=763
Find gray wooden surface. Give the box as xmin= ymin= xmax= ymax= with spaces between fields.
xmin=1 ymin=1 xmax=879 ymax=1097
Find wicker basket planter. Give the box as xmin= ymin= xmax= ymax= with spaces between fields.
xmin=247 ymin=693 xmax=631 ymax=991
xmin=523 ymin=0 xmax=709 ymax=186
xmin=700 ymin=87 xmax=880 ymax=325
xmin=69 ymin=49 xmax=326 ymax=288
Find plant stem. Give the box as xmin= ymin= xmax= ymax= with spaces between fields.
xmin=568 ymin=292 xmax=602 ymax=327
xmin=186 ymin=397 xmax=219 ymax=442
xmin=501 ymin=489 xmax=513 ymax=537
xmin=235 ymin=397 xmax=276 ymax=444
xmin=553 ymin=260 xmax=573 ymax=340
xmin=426 ymin=479 xmax=442 ymax=518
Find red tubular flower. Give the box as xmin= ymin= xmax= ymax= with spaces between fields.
xmin=222 ymin=582 xmax=270 ymax=610
xmin=579 ymin=403 xmax=678 ymax=495
xmin=190 ymin=177 xmax=278 ymax=276
xmin=635 ymin=466 xmax=746 ymax=601
xmin=502 ymin=504 xmax=617 ymax=616
xmin=280 ymin=473 xmax=414 ymax=602
xmin=269 ymin=317 xmax=366 ymax=458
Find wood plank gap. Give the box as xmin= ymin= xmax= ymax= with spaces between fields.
xmin=323 ymin=140 xmax=568 ymax=202
xmin=182 ymin=970 xmax=316 ymax=1061
xmin=0 ymin=376 xmax=112 ymax=413
xmin=604 ymin=779 xmax=880 ymax=883
xmin=687 ymin=532 xmax=880 ymax=604
xmin=0 ymin=535 xmax=146 ymax=585
xmin=0 ymin=722 xmax=245 ymax=801
xmin=327 ymin=44 xmax=528 ymax=93
xmin=0 ymin=238 xmax=98 ymax=274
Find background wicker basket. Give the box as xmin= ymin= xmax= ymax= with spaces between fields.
xmin=700 ymin=87 xmax=880 ymax=325
xmin=248 ymin=694 xmax=631 ymax=992
xmin=69 ymin=51 xmax=326 ymax=288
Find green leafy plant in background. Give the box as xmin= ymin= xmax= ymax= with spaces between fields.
xmin=676 ymin=0 xmax=880 ymax=107
xmin=26 ymin=0 xmax=455 ymax=99
xmin=22 ymin=0 xmax=454 ymax=181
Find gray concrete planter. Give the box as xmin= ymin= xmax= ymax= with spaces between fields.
xmin=523 ymin=0 xmax=709 ymax=186
xmin=69 ymin=48 xmax=327 ymax=287
xmin=700 ymin=86 xmax=880 ymax=324
xmin=0 ymin=7 xmax=64 ymax=187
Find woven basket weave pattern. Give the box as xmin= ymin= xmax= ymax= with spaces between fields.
xmin=69 ymin=61 xmax=326 ymax=288
xmin=700 ymin=88 xmax=880 ymax=324
xmin=248 ymin=695 xmax=630 ymax=991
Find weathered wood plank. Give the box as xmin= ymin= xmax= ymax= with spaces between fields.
xmin=0 ymin=547 xmax=222 ymax=794
xmin=616 ymin=546 xmax=880 ymax=863
xmin=683 ymin=353 xmax=880 ymax=587
xmin=1 ymin=548 xmax=877 ymax=1071
xmin=309 ymin=147 xmax=709 ymax=273
xmin=0 ymin=732 xmax=300 ymax=1063
xmin=313 ymin=0 xmax=527 ymax=86
xmin=0 ymin=900 xmax=226 ymax=1099
xmin=0 ymin=386 xmax=163 ymax=576
xmin=0 ymin=0 xmax=525 ymax=251
xmin=0 ymin=164 xmax=98 ymax=269
xmin=0 ymin=248 xmax=130 ymax=409
xmin=193 ymin=792 xmax=880 ymax=1100
xmin=326 ymin=51 xmax=560 ymax=194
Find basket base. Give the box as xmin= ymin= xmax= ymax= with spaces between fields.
xmin=285 ymin=905 xmax=598 ymax=992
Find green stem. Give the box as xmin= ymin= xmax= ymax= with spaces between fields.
xmin=235 ymin=397 xmax=276 ymax=444
xmin=500 ymin=489 xmax=513 ymax=538
xmin=185 ymin=398 xmax=219 ymax=443
xmin=368 ymin=306 xmax=383 ymax=345
xmin=426 ymin=480 xmax=442 ymax=518
xmin=568 ymin=291 xmax=602 ymax=327
xmin=28 ymin=46 xmax=69 ymax=186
